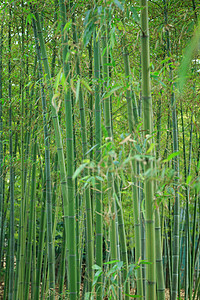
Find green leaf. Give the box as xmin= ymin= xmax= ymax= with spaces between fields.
xmin=139 ymin=260 xmax=152 ymax=265
xmin=96 ymin=176 xmax=104 ymax=182
xmin=73 ymin=163 xmax=87 ymax=180
xmin=92 ymin=264 xmax=102 ymax=270
xmin=54 ymin=68 xmax=62 ymax=92
xmin=85 ymin=144 xmax=98 ymax=155
xmin=26 ymin=13 xmax=36 ymax=26
xmin=197 ymin=160 xmax=200 ymax=172
xmin=162 ymin=151 xmax=181 ymax=163
xmin=125 ymin=294 xmax=143 ymax=298
xmin=114 ymin=0 xmax=124 ymax=11
xmin=103 ymin=85 xmax=123 ymax=99
xmin=186 ymin=175 xmax=192 ymax=185
xmin=60 ymin=73 xmax=68 ymax=94
xmin=104 ymin=260 xmax=119 ymax=265
xmin=146 ymin=143 xmax=155 ymax=154
xmin=130 ymin=6 xmax=140 ymax=23
xmin=81 ymin=78 xmax=92 ymax=93
xmin=93 ymin=270 xmax=102 ymax=286
xmin=83 ymin=19 xmax=94 ymax=46
xmin=63 ymin=20 xmax=72 ymax=32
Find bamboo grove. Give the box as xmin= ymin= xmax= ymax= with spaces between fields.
xmin=0 ymin=0 xmax=200 ymax=299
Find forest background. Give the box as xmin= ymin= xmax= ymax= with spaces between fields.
xmin=0 ymin=0 xmax=200 ymax=299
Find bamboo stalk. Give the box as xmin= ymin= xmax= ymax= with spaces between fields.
xmin=94 ymin=29 xmax=103 ymax=299
xmin=122 ymin=35 xmax=143 ymax=297
xmin=140 ymin=1 xmax=156 ymax=298
xmin=32 ymin=14 xmax=55 ymax=299
xmin=8 ymin=8 xmax=15 ymax=299
xmin=163 ymin=1 xmax=180 ymax=298
xmin=59 ymin=1 xmax=77 ymax=297
xmin=71 ymin=9 xmax=94 ymax=293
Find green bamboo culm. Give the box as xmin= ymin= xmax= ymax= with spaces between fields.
xmin=155 ymin=92 xmax=165 ymax=300
xmin=8 ymin=8 xmax=15 ymax=300
xmin=59 ymin=1 xmax=77 ymax=298
xmin=163 ymin=1 xmax=180 ymax=298
xmin=32 ymin=14 xmax=55 ymax=300
xmin=24 ymin=126 xmax=37 ymax=300
xmin=0 ymin=17 xmax=4 ymax=269
xmin=140 ymin=1 xmax=156 ymax=299
xmin=101 ymin=19 xmax=120 ymax=298
xmin=71 ymin=9 xmax=94 ymax=293
xmin=114 ymin=179 xmax=130 ymax=299
xmin=18 ymin=1 xmax=26 ymax=298
xmin=32 ymin=6 xmax=77 ymax=299
xmin=122 ymin=36 xmax=143 ymax=298
xmin=94 ymin=29 xmax=103 ymax=299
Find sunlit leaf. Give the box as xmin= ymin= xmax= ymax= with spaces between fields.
xmin=162 ymin=151 xmax=181 ymax=163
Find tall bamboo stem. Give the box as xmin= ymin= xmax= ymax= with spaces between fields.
xmin=140 ymin=1 xmax=156 ymax=298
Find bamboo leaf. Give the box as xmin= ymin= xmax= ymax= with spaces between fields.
xmin=146 ymin=142 xmax=155 ymax=154
xmin=197 ymin=160 xmax=200 ymax=172
xmin=162 ymin=151 xmax=181 ymax=163
xmin=96 ymin=176 xmax=104 ymax=182
xmin=60 ymin=73 xmax=68 ymax=94
xmin=92 ymin=264 xmax=102 ymax=270
xmin=54 ymin=68 xmax=62 ymax=92
xmin=186 ymin=175 xmax=192 ymax=185
xmin=85 ymin=144 xmax=98 ymax=155
xmin=130 ymin=6 xmax=140 ymax=23
xmin=73 ymin=163 xmax=87 ymax=180
xmin=63 ymin=20 xmax=72 ymax=32
xmin=104 ymin=260 xmax=119 ymax=265
xmin=81 ymin=78 xmax=92 ymax=93
xmin=119 ymin=134 xmax=132 ymax=145
xmin=93 ymin=270 xmax=102 ymax=286
xmin=114 ymin=0 xmax=124 ymax=11
xmin=103 ymin=85 xmax=123 ymax=99
xmin=125 ymin=294 xmax=143 ymax=298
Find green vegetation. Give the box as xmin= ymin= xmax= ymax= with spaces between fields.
xmin=0 ymin=0 xmax=200 ymax=299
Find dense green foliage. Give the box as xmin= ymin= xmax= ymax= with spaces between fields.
xmin=0 ymin=0 xmax=200 ymax=299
